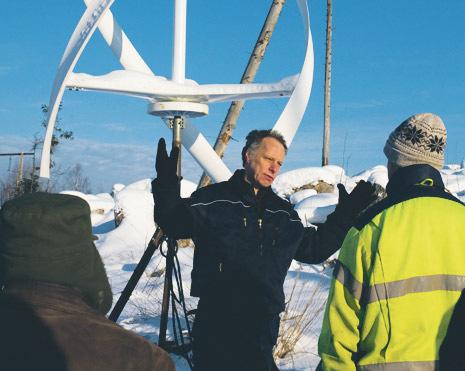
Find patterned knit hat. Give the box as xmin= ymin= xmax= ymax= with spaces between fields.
xmin=0 ymin=192 xmax=113 ymax=314
xmin=383 ymin=113 xmax=447 ymax=170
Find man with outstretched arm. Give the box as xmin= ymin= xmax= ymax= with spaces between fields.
xmin=152 ymin=129 xmax=377 ymax=371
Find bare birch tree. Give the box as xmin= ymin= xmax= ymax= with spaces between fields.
xmin=322 ymin=0 xmax=333 ymax=166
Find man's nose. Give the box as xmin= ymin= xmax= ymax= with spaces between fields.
xmin=270 ymin=163 xmax=278 ymax=173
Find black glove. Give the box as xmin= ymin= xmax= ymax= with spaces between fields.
xmin=336 ymin=180 xmax=379 ymax=218
xmin=155 ymin=138 xmax=179 ymax=183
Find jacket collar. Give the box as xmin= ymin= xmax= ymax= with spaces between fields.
xmin=229 ymin=169 xmax=273 ymax=203
xmin=386 ymin=164 xmax=444 ymax=196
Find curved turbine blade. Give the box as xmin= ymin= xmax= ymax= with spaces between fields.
xmin=163 ymin=118 xmax=233 ymax=183
xmin=272 ymin=0 xmax=314 ymax=146
xmin=39 ymin=0 xmax=115 ymax=179
xmin=83 ymin=0 xmax=154 ymax=75
xmin=183 ymin=120 xmax=233 ymax=182
xmin=66 ymin=70 xmax=296 ymax=103
xmin=199 ymin=76 xmax=296 ymax=103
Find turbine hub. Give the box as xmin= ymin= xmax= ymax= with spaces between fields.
xmin=147 ymin=101 xmax=208 ymax=118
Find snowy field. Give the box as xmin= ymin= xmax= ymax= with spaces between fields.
xmin=63 ymin=162 xmax=465 ymax=370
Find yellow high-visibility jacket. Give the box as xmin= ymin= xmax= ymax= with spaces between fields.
xmin=318 ymin=165 xmax=465 ymax=371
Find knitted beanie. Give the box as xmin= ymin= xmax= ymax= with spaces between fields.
xmin=0 ymin=192 xmax=112 ymax=314
xmin=383 ymin=113 xmax=447 ymax=170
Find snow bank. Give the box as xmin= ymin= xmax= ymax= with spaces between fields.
xmin=441 ymin=166 xmax=465 ymax=202
xmin=289 ymin=189 xmax=317 ymax=205
xmin=294 ymin=193 xmax=338 ymax=224
xmin=96 ymin=179 xmax=156 ymax=270
xmin=60 ymin=190 xmax=115 ymax=226
xmin=273 ymin=166 xmax=346 ymax=198
xmin=344 ymin=165 xmax=388 ymax=190
xmin=275 ymin=165 xmax=389 ymax=224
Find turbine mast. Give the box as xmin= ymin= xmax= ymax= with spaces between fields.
xmin=172 ymin=0 xmax=187 ymax=83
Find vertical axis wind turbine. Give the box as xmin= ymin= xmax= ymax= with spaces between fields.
xmin=39 ymin=0 xmax=314 ymax=185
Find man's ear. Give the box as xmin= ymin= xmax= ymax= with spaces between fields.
xmin=244 ymin=149 xmax=251 ymax=164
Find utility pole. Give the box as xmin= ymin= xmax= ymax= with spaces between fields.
xmin=0 ymin=152 xmax=35 ymax=199
xmin=17 ymin=153 xmax=24 ymax=186
xmin=322 ymin=0 xmax=332 ymax=166
xmin=198 ymin=0 xmax=286 ymax=188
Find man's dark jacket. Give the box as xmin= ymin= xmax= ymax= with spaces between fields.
xmin=153 ymin=169 xmax=353 ymax=314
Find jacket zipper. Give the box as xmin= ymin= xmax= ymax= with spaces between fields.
xmin=258 ymin=218 xmax=263 ymax=256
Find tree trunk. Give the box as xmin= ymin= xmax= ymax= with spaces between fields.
xmin=322 ymin=0 xmax=332 ymax=166
xmin=198 ymin=0 xmax=286 ymax=188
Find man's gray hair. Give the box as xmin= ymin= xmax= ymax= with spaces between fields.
xmin=241 ymin=129 xmax=288 ymax=166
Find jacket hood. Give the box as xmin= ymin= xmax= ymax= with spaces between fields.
xmin=386 ymin=164 xmax=444 ymax=196
xmin=0 ymin=192 xmax=112 ymax=314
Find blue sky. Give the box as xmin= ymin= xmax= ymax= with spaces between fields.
xmin=1 ymin=1 xmax=465 ymax=192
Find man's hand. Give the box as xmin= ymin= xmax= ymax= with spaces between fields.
xmin=155 ymin=138 xmax=179 ymax=183
xmin=337 ymin=180 xmax=379 ymax=218
xmin=152 ymin=138 xmax=192 ymax=238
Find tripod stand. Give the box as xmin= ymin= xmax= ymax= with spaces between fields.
xmin=109 ymin=116 xmax=194 ymax=368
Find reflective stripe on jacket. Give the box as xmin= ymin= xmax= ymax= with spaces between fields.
xmin=318 ymin=164 xmax=465 ymax=371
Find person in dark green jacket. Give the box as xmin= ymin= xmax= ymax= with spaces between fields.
xmin=0 ymin=192 xmax=175 ymax=371
xmin=318 ymin=113 xmax=465 ymax=370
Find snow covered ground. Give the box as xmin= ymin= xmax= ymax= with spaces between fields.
xmin=65 ymin=162 xmax=465 ymax=370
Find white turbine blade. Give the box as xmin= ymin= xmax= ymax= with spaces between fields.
xmin=183 ymin=122 xmax=233 ymax=182
xmin=67 ymin=71 xmax=170 ymax=101
xmin=66 ymin=70 xmax=296 ymax=103
xmin=163 ymin=118 xmax=233 ymax=183
xmin=83 ymin=0 xmax=154 ymax=75
xmin=272 ymin=0 xmax=314 ymax=146
xmin=39 ymin=0 xmax=115 ymax=179
xmin=201 ymin=75 xmax=296 ymax=102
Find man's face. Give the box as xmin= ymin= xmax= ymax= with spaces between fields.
xmin=244 ymin=137 xmax=286 ymax=189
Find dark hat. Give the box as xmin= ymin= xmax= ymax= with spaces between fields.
xmin=0 ymin=192 xmax=112 ymax=313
